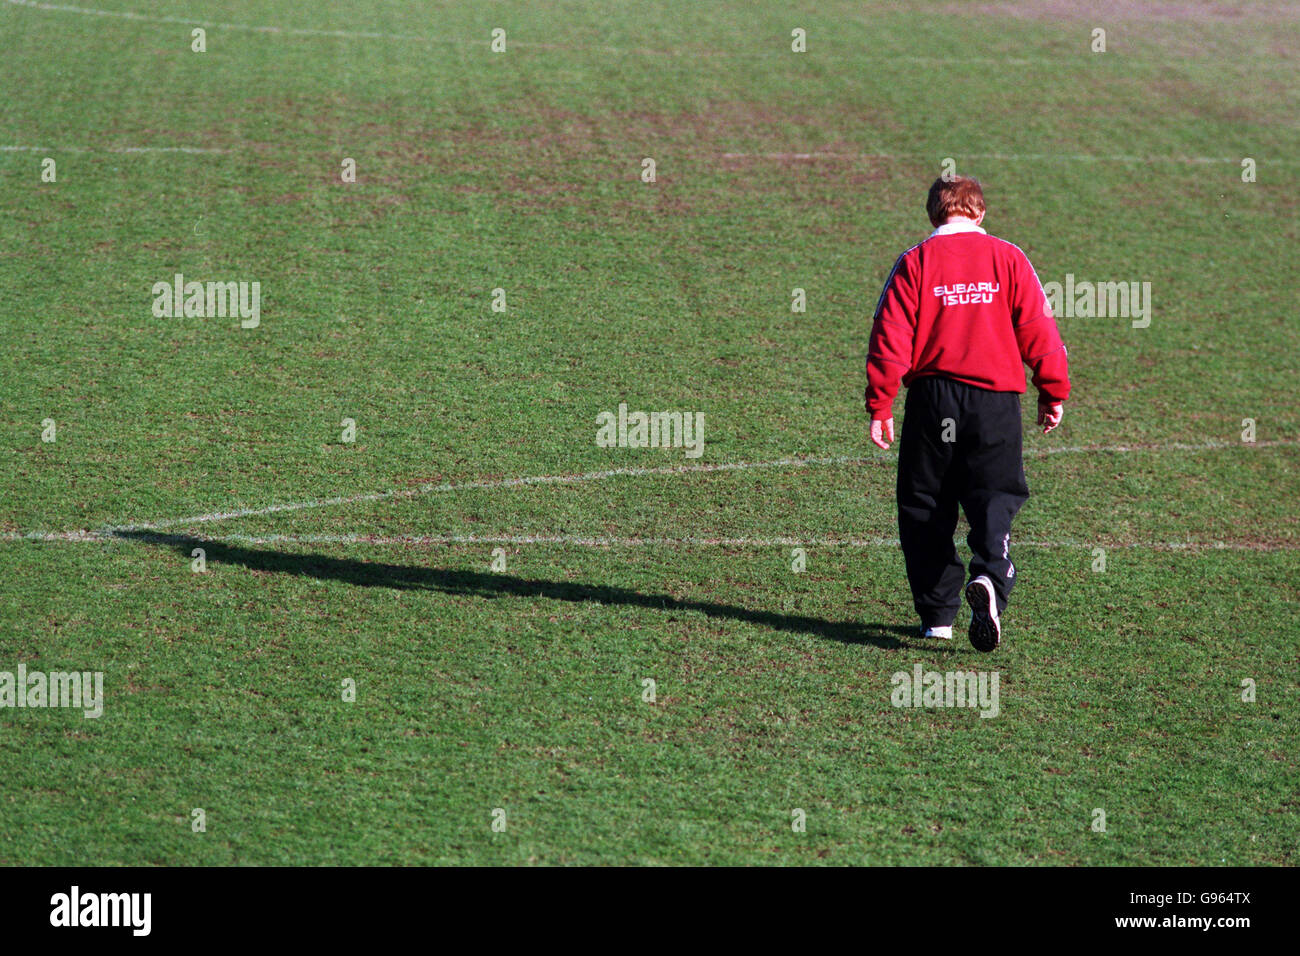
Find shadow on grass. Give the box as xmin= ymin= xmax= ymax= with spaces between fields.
xmin=114 ymin=531 xmax=918 ymax=650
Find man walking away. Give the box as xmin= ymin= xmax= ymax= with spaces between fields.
xmin=865 ymin=176 xmax=1071 ymax=651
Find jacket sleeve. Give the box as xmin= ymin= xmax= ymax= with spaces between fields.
xmin=865 ymin=252 xmax=918 ymax=420
xmin=1011 ymin=250 xmax=1071 ymax=404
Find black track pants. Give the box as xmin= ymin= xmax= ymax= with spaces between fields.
xmin=896 ymin=376 xmax=1029 ymax=627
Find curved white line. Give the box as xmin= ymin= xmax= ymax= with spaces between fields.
xmin=103 ymin=455 xmax=874 ymax=532
xmin=1 ymin=438 xmax=1293 ymax=541
xmin=110 ymin=439 xmax=1296 ymax=531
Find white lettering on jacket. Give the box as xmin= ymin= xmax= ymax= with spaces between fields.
xmin=932 ymin=281 xmax=1000 ymax=306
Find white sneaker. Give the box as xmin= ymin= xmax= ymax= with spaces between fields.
xmin=965 ymin=575 xmax=1002 ymax=652
xmin=920 ymin=624 xmax=953 ymax=640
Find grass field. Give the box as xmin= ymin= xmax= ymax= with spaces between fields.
xmin=1 ymin=0 xmax=1297 ymax=865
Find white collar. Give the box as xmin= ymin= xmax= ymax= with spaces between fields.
xmin=931 ymin=218 xmax=986 ymax=237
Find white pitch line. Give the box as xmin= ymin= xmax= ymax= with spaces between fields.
xmin=2 ymin=0 xmax=453 ymax=43
xmin=3 ymin=529 xmax=107 ymax=542
xmin=5 ymin=2 xmax=1277 ymax=162
xmin=2 ymin=437 xmax=1295 ymax=543
xmin=0 ymin=144 xmax=227 ymax=154
xmin=3 ymin=530 xmax=1293 ymax=552
xmin=30 ymin=440 xmax=1300 ymax=535
xmin=0 ymin=1 xmax=880 ymax=54
xmin=101 ymin=455 xmax=874 ymax=533
xmin=720 ymin=151 xmax=1282 ymax=166
xmin=1038 ymin=438 xmax=1296 ymax=455
xmin=0 ymin=145 xmax=1261 ymax=163
xmin=0 ymin=1 xmax=1108 ymax=63
xmin=161 ymin=534 xmax=1300 ymax=552
xmin=107 ymin=438 xmax=1294 ymax=532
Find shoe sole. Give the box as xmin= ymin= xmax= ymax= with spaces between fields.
xmin=965 ymin=580 xmax=1001 ymax=653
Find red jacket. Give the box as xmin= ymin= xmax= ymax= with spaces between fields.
xmin=865 ymin=221 xmax=1070 ymax=420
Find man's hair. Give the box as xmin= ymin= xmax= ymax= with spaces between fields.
xmin=927 ymin=176 xmax=986 ymax=227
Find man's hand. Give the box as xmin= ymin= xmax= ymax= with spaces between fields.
xmin=871 ymin=416 xmax=895 ymax=450
xmin=1037 ymin=401 xmax=1064 ymax=434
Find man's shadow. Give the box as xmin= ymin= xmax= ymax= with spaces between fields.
xmin=114 ymin=531 xmax=918 ymax=649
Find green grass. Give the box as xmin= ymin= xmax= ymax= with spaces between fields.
xmin=0 ymin=0 xmax=1296 ymax=865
